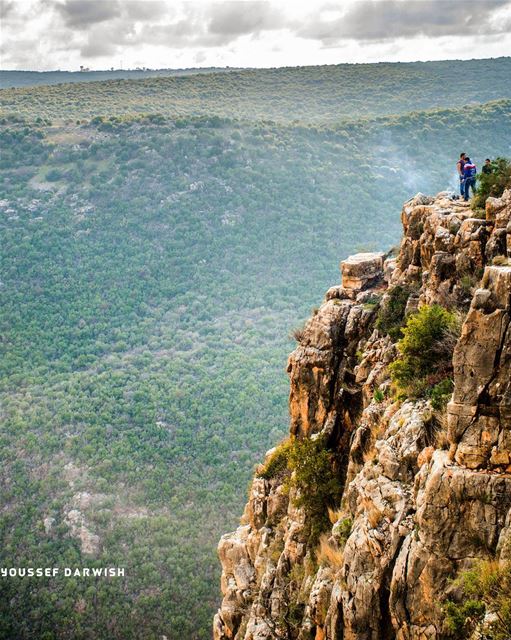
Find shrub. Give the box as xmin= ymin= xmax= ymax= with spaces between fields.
xmin=472 ymin=157 xmax=511 ymax=210
xmin=460 ymin=273 xmax=478 ymax=295
xmin=429 ymin=378 xmax=454 ymax=410
xmin=376 ymin=285 xmax=412 ymax=341
xmin=332 ymin=516 xmax=353 ymax=547
xmin=444 ymin=599 xmax=486 ymax=638
xmin=373 ymin=388 xmax=385 ymax=403
xmin=288 ymin=436 xmax=343 ymax=545
xmin=443 ymin=560 xmax=511 ymax=640
xmin=389 ymin=304 xmax=460 ymax=398
xmin=45 ymin=168 xmax=63 ymax=181
xmin=256 ymin=439 xmax=292 ymax=480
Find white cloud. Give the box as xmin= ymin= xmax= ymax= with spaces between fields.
xmin=55 ymin=0 xmax=122 ymax=29
xmin=1 ymin=0 xmax=510 ymax=71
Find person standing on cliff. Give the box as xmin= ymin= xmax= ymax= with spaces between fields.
xmin=456 ymin=152 xmax=466 ymax=197
xmin=482 ymin=158 xmax=493 ymax=175
xmin=462 ymin=157 xmax=477 ymax=201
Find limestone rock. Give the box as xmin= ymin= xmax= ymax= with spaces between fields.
xmin=341 ymin=252 xmax=385 ymax=291
xmin=448 ymin=266 xmax=511 ymax=469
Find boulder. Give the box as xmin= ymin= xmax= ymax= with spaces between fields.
xmin=341 ymin=252 xmax=385 ymax=291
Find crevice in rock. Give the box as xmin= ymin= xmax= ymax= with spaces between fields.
xmin=378 ymin=565 xmax=396 ymax=640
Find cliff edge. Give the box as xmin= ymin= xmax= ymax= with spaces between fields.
xmin=214 ymin=189 xmax=511 ymax=640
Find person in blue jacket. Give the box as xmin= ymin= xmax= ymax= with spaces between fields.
xmin=462 ymin=157 xmax=477 ymax=201
xmin=456 ymin=152 xmax=466 ymax=197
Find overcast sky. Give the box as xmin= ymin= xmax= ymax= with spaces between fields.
xmin=1 ymin=0 xmax=511 ymax=71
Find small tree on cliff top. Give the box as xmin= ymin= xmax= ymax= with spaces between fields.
xmin=473 ymin=157 xmax=511 ymax=209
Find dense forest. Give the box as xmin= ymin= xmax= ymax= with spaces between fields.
xmin=1 ymin=59 xmax=511 ymax=639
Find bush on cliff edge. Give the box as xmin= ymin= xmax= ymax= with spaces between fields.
xmin=256 ymin=436 xmax=342 ymax=544
xmin=389 ymin=304 xmax=460 ymax=399
xmin=472 ymin=157 xmax=511 ymax=210
xmin=288 ymin=436 xmax=343 ymax=545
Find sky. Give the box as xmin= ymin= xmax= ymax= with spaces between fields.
xmin=1 ymin=0 xmax=511 ymax=71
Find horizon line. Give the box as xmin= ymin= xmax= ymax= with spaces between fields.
xmin=2 ymin=55 xmax=510 ymax=75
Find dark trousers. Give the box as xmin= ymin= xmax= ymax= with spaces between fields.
xmin=464 ymin=177 xmax=476 ymax=201
xmin=459 ymin=176 xmax=465 ymax=195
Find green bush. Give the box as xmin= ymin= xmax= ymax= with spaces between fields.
xmin=45 ymin=167 xmax=63 ymax=181
xmin=389 ymin=304 xmax=459 ymax=398
xmin=444 ymin=561 xmax=511 ymax=639
xmin=376 ymin=285 xmax=412 ymax=341
xmin=429 ymin=378 xmax=454 ymax=410
xmin=444 ymin=599 xmax=486 ymax=638
xmin=257 ymin=439 xmax=292 ymax=480
xmin=472 ymin=157 xmax=511 ymax=209
xmin=373 ymin=388 xmax=385 ymax=403
xmin=288 ymin=436 xmax=342 ymax=545
xmin=334 ymin=517 xmax=353 ymax=547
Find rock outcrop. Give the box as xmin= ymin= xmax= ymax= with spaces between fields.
xmin=214 ymin=190 xmax=511 ymax=640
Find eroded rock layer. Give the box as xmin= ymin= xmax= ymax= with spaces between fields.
xmin=214 ymin=190 xmax=511 ymax=640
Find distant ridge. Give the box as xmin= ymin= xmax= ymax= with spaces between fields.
xmin=1 ymin=57 xmax=509 ymax=90
xmin=0 ymin=67 xmax=241 ymax=89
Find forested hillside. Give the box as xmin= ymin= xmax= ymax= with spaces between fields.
xmin=2 ymin=57 xmax=511 ymax=123
xmin=0 ymin=67 xmax=237 ymax=89
xmin=1 ymin=59 xmax=510 ymax=639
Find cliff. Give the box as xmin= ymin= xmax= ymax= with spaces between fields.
xmin=213 ymin=189 xmax=511 ymax=640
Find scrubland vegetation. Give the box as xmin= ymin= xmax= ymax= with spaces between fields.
xmin=444 ymin=561 xmax=511 ymax=639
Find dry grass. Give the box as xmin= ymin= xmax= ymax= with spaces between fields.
xmin=362 ymin=447 xmax=378 ymax=465
xmin=291 ymin=324 xmax=306 ymax=343
xmin=361 ymin=497 xmax=383 ymax=529
xmin=316 ymin=534 xmax=344 ymax=570
xmin=327 ymin=506 xmax=344 ymax=525
xmin=435 ymin=429 xmax=451 ymax=451
xmin=492 ymin=255 xmax=510 ymax=266
xmin=432 ymin=410 xmax=451 ymax=450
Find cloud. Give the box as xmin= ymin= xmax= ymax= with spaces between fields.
xmin=55 ymin=0 xmax=121 ymax=29
xmin=298 ymin=0 xmax=511 ymax=44
xmin=0 ymin=0 xmax=15 ymax=19
xmin=124 ymin=1 xmax=169 ymax=21
xmin=80 ymin=37 xmax=118 ymax=58
xmin=207 ymin=1 xmax=284 ymax=36
xmin=117 ymin=2 xmax=286 ymax=50
xmin=2 ymin=0 xmax=511 ymax=70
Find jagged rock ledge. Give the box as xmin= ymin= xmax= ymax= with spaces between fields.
xmin=214 ymin=190 xmax=511 ymax=640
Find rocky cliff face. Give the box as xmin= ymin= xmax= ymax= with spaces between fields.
xmin=214 ymin=190 xmax=511 ymax=640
